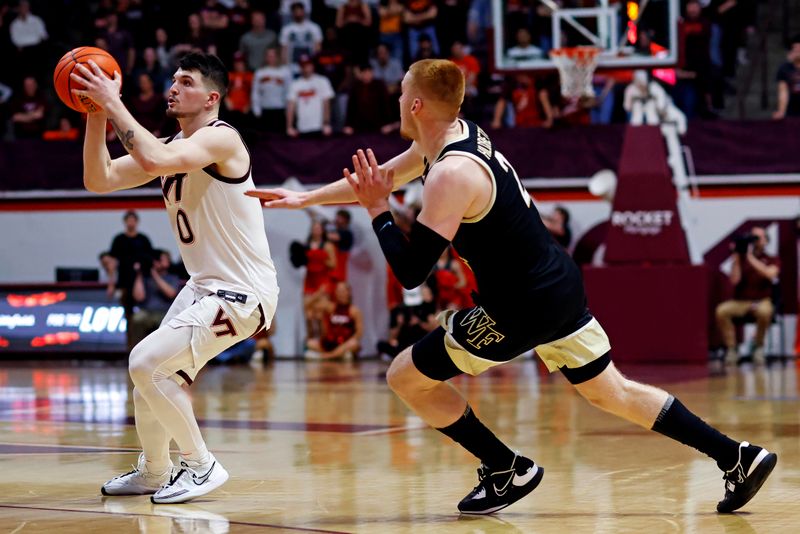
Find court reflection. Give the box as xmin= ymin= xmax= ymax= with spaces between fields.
xmin=733 ymin=359 xmax=799 ymax=400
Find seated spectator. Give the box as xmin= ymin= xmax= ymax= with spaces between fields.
xmin=286 ymin=55 xmax=334 ymax=137
xmin=715 ymin=226 xmax=780 ymax=366
xmin=377 ymin=283 xmax=437 ymax=360
xmin=10 ymin=76 xmax=46 ymax=139
xmin=542 ymin=205 xmax=572 ymax=249
xmin=343 ymin=64 xmax=392 ymax=134
xmin=280 ymin=2 xmax=323 ymax=73
xmin=378 ymin=0 xmax=405 ymax=62
xmin=507 ymin=28 xmax=543 ymax=64
xmin=128 ymin=249 xmax=182 ymax=348
xmin=773 ymin=34 xmax=800 ymax=119
xmin=239 ymin=10 xmax=277 ymax=72
xmin=305 ymin=282 xmax=363 ymax=360
xmin=223 ymin=52 xmax=253 ymax=130
xmin=252 ymin=48 xmax=292 ymax=133
xmin=98 ymin=251 xmax=118 ymax=298
xmin=127 ymin=73 xmax=166 ymax=136
xmin=336 ymin=0 xmax=372 ymax=66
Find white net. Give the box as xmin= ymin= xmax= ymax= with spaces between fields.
xmin=550 ymin=47 xmax=601 ymax=99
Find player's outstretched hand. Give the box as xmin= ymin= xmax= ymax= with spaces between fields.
xmin=245 ymin=187 xmax=308 ymax=209
xmin=344 ymin=148 xmax=393 ymax=216
xmin=70 ymin=60 xmax=122 ymax=111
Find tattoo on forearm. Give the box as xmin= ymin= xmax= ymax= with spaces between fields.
xmin=109 ymin=119 xmax=135 ymax=151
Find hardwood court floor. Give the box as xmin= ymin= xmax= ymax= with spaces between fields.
xmin=0 ymin=358 xmax=797 ymax=533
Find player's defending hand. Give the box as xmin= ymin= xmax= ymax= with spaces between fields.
xmin=244 ymin=187 xmax=308 ymax=209
xmin=70 ymin=60 xmax=122 ymax=111
xmin=344 ymin=148 xmax=393 ymax=218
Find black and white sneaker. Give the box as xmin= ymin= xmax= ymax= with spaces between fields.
xmin=717 ymin=441 xmax=777 ymax=513
xmin=458 ymin=454 xmax=543 ymax=515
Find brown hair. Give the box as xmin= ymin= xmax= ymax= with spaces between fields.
xmin=407 ymin=60 xmax=465 ymax=119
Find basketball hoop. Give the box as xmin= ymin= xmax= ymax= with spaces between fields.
xmin=549 ymin=47 xmax=601 ymax=99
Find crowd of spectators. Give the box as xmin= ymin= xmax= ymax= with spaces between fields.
xmin=0 ymin=0 xmax=789 ymax=145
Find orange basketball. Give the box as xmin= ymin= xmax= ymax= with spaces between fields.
xmin=53 ymin=47 xmax=122 ymax=113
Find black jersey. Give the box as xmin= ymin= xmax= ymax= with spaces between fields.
xmin=422 ymin=120 xmax=586 ymax=326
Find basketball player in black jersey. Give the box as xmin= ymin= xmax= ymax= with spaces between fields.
xmin=247 ymin=60 xmax=776 ymax=515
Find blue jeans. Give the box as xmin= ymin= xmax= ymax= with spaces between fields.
xmin=407 ymin=25 xmax=439 ymax=59
xmin=380 ymin=33 xmax=405 ymax=63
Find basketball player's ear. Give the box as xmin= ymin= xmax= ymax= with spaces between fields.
xmin=411 ymin=98 xmax=422 ymax=114
xmin=206 ymin=90 xmax=221 ymax=109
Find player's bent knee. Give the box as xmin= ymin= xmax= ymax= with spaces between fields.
xmin=386 ymin=347 xmax=430 ymax=395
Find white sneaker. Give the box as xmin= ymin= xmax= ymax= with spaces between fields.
xmin=151 ymin=453 xmax=229 ymax=504
xmin=101 ymin=453 xmax=172 ymax=496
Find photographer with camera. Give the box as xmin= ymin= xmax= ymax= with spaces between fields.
xmin=715 ymin=227 xmax=781 ymax=365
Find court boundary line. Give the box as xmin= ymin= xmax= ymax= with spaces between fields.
xmin=0 ymin=504 xmax=352 ymax=534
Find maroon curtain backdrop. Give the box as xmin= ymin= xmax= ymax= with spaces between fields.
xmin=3 ymin=119 xmax=798 ymax=192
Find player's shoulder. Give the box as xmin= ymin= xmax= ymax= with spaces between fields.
xmin=426 ymin=155 xmax=486 ymax=189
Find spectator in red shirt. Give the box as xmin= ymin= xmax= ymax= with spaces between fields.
xmin=491 ymin=74 xmax=549 ymax=129
xmin=223 ymin=52 xmax=254 ymax=130
xmin=450 ymin=40 xmax=480 ymax=117
xmin=716 ymin=226 xmax=781 ymax=366
xmin=305 ymin=282 xmax=363 ymax=360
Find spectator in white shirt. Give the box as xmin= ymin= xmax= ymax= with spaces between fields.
xmin=280 ymin=2 xmax=323 ymax=72
xmin=507 ymin=28 xmax=543 ymax=64
xmin=286 ymin=55 xmax=334 ymax=137
xmin=9 ymin=1 xmax=48 ymax=82
xmin=9 ymin=1 xmax=47 ymax=49
xmin=252 ymin=48 xmax=293 ymax=132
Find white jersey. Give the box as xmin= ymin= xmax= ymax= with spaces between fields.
xmin=160 ymin=119 xmax=279 ymax=311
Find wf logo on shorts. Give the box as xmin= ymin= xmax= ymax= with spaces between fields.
xmin=460 ymin=307 xmax=505 ymax=350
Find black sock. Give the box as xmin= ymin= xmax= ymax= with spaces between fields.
xmin=437 ymin=405 xmax=516 ymax=470
xmin=652 ymin=395 xmax=744 ymax=471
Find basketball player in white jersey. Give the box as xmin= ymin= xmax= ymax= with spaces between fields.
xmin=72 ymin=52 xmax=279 ymax=503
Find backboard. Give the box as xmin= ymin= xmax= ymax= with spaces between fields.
xmin=492 ymin=0 xmax=679 ymax=71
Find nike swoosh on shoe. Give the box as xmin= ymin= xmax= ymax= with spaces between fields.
xmin=512 ymin=465 xmax=537 ymax=487
xmin=192 ymin=462 xmax=216 ymax=486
